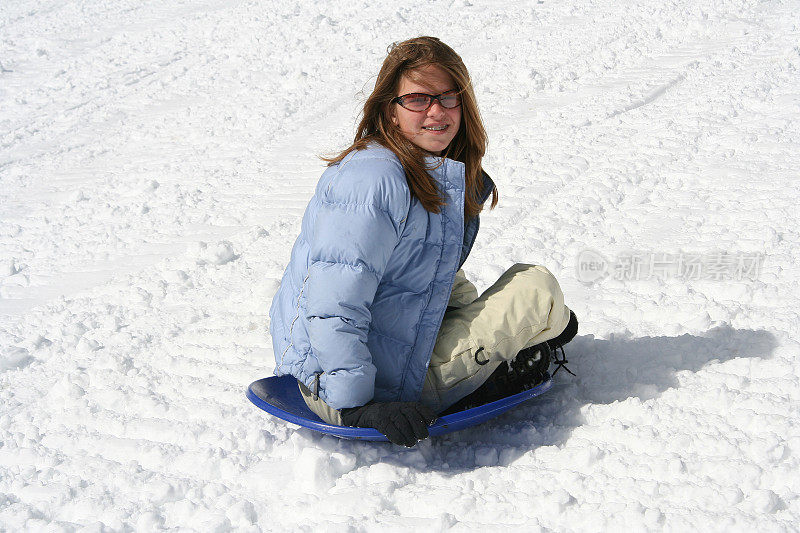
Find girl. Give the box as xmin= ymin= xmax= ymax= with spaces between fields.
xmin=269 ymin=36 xmax=577 ymax=447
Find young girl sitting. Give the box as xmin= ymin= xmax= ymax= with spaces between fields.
xmin=269 ymin=36 xmax=577 ymax=447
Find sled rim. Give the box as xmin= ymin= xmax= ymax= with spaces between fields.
xmin=247 ymin=374 xmax=554 ymax=441
xmin=246 ymin=384 xmax=384 ymax=439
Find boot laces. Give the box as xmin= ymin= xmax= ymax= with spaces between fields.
xmin=550 ymin=344 xmax=576 ymax=377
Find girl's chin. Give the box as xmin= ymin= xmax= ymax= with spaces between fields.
xmin=416 ymin=143 xmax=447 ymax=156
xmin=402 ymin=132 xmax=454 ymax=155
xmin=417 ymin=137 xmax=453 ymax=153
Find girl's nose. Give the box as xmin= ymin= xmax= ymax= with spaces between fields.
xmin=427 ymin=100 xmax=446 ymax=117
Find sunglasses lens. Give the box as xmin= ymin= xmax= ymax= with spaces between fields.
xmin=397 ymin=92 xmax=461 ymax=111
xmin=401 ymin=95 xmax=431 ymax=111
xmin=439 ymin=93 xmax=460 ymax=108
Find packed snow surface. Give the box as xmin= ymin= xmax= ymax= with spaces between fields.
xmin=2 ymin=0 xmax=800 ymax=530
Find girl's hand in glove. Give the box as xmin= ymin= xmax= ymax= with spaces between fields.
xmin=340 ymin=402 xmax=437 ymax=447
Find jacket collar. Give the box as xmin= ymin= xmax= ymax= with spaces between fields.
xmin=479 ymin=171 xmax=495 ymax=204
xmin=423 ymin=156 xmax=496 ymax=204
xmin=364 ymin=143 xmax=495 ymax=203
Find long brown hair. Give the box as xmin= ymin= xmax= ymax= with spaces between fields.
xmin=322 ymin=36 xmax=498 ymax=218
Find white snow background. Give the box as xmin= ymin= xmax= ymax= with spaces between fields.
xmin=1 ymin=0 xmax=799 ymax=531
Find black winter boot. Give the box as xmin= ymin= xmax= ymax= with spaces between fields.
xmin=440 ymin=311 xmax=579 ymax=415
xmin=547 ymin=310 xmax=578 ymax=377
xmin=547 ymin=310 xmax=578 ymax=351
xmin=440 ymin=343 xmax=551 ymax=415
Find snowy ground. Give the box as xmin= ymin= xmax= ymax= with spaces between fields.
xmin=2 ymin=0 xmax=800 ymax=530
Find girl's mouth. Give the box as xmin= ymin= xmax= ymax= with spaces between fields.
xmin=422 ymin=125 xmax=448 ymax=132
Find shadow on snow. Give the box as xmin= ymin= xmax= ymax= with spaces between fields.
xmin=295 ymin=324 xmax=777 ymax=472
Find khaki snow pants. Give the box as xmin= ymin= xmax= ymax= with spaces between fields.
xmin=299 ymin=263 xmax=572 ymax=424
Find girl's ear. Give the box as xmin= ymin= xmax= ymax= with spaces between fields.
xmin=390 ymin=109 xmax=398 ymax=126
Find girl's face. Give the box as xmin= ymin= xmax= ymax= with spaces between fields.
xmin=390 ymin=65 xmax=462 ymax=156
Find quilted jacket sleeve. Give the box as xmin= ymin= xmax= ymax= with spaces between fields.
xmin=305 ymin=157 xmax=410 ymax=410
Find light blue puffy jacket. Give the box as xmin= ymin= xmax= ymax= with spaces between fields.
xmin=269 ymin=143 xmax=495 ymax=409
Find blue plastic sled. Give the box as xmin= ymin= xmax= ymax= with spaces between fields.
xmin=246 ymin=374 xmax=553 ymax=441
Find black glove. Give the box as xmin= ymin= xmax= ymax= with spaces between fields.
xmin=340 ymin=401 xmax=437 ymax=447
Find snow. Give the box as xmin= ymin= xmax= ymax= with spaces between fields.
xmin=1 ymin=0 xmax=799 ymax=530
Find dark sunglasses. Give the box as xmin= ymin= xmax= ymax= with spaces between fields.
xmin=391 ymin=90 xmax=461 ymax=112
